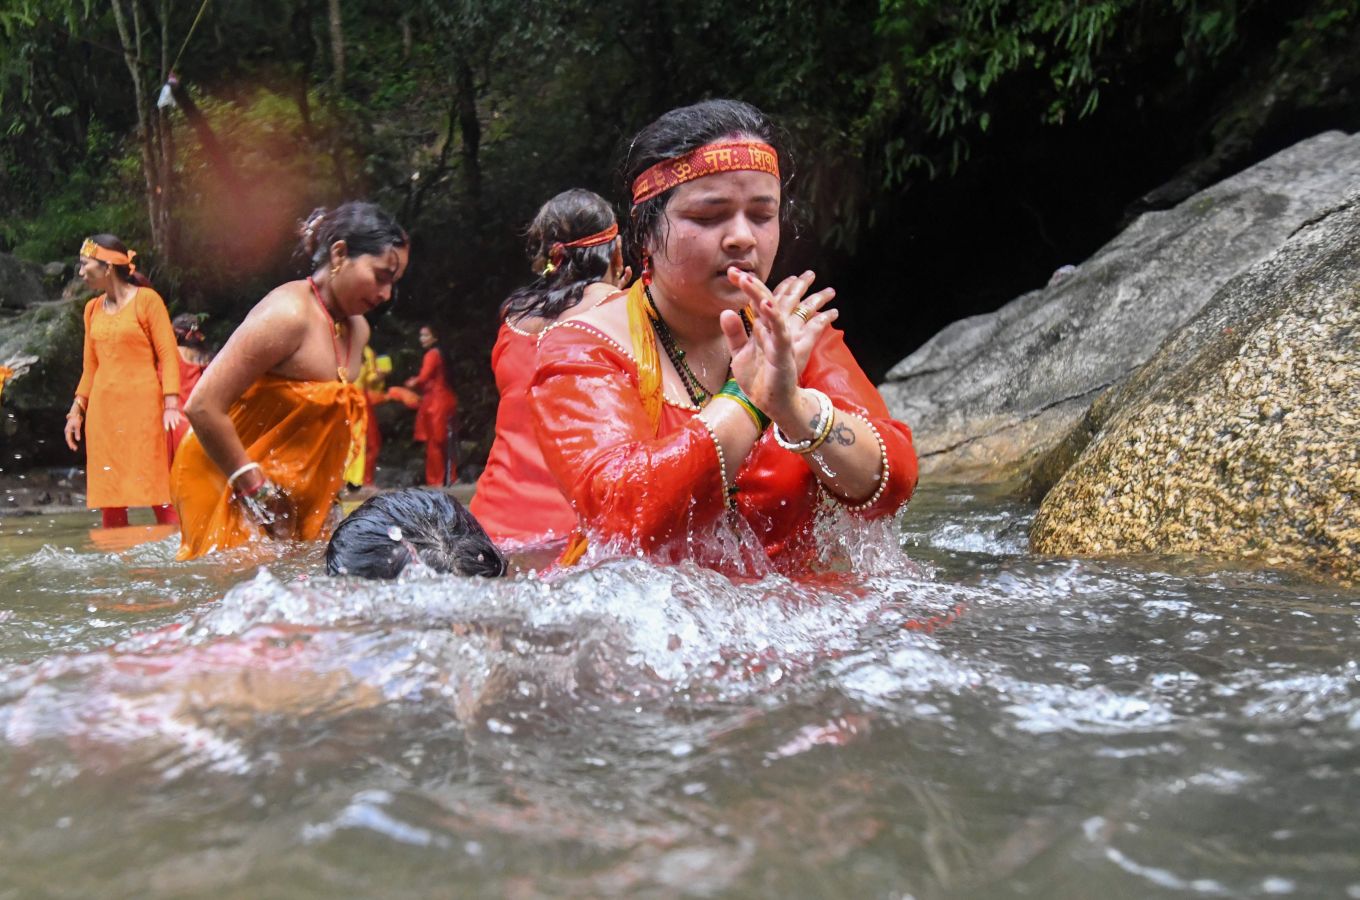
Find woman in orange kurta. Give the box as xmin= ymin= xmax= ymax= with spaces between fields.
xmin=63 ymin=234 xmax=182 ymax=529
xmin=406 ymin=325 xmax=460 ymax=486
xmin=529 ymin=100 xmax=917 ymax=574
xmin=469 ymin=189 xmax=628 ymax=547
xmin=172 ymin=202 xmax=408 ymax=560
xmin=167 ymin=313 xmax=212 ymax=459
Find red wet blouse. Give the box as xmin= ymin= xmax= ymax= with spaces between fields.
xmin=528 ymin=320 xmax=918 ymax=572
xmin=468 ymin=321 xmax=578 ymax=546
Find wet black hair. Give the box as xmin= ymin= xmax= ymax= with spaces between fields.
xmin=500 ymin=189 xmax=618 ymax=325
xmin=85 ymin=233 xmax=152 ymax=287
xmin=325 ymin=489 xmax=507 ymax=579
xmin=620 ymin=99 xmax=792 ymax=262
xmin=297 ymin=201 xmax=409 ymax=272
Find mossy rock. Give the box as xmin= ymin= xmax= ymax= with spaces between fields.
xmin=1031 ymin=195 xmax=1360 ymax=583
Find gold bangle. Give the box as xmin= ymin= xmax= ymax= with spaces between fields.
xmin=802 ymin=405 xmax=836 ymax=454
xmin=773 ymin=389 xmax=834 ymax=454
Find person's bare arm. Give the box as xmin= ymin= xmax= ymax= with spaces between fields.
xmin=185 ymin=291 xmax=309 ymax=483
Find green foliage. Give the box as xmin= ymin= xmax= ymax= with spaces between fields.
xmin=1 ymin=119 xmax=143 ymax=262
xmin=1 ymin=0 xmax=1355 ymax=447
xmin=865 ymin=0 xmax=1251 ymax=188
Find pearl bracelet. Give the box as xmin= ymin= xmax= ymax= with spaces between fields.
xmin=773 ymin=389 xmax=834 ymax=454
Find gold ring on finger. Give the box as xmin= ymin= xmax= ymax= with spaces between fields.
xmin=791 ymin=305 xmax=813 ymax=323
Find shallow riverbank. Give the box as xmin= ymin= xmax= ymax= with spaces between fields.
xmin=0 ymin=467 xmax=477 ymax=519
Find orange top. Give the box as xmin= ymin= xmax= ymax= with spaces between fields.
xmin=411 ymin=348 xmax=458 ymax=442
xmin=75 ymin=288 xmax=180 ymax=509
xmin=528 ymin=321 xmax=918 ymax=574
xmin=468 ymin=322 xmax=578 ymax=546
xmin=170 ymin=374 xmax=364 ymax=560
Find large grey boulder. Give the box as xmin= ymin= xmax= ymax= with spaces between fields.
xmin=881 ymin=130 xmax=1360 ymax=485
xmin=0 ymin=252 xmax=46 ymax=311
xmin=1030 ymin=193 xmax=1360 ymax=583
xmin=0 ymin=299 xmax=86 ymax=468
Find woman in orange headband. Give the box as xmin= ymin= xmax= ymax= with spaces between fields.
xmin=171 ymin=202 xmax=408 ymax=560
xmin=64 ymin=234 xmax=182 ymax=529
xmin=528 ymin=99 xmax=918 ymax=573
xmin=469 ymin=189 xmax=629 ymax=547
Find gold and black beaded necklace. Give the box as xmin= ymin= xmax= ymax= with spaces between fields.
xmin=644 ymin=284 xmax=727 ymax=406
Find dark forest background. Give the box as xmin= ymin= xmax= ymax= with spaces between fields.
xmin=3 ymin=0 xmax=1358 ymax=464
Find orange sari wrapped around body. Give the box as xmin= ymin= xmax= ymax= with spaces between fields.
xmin=468 ymin=322 xmax=577 ymax=546
xmin=171 ymin=374 xmax=364 ymax=560
xmin=76 ymin=288 xmax=180 ymax=509
xmin=528 ymin=304 xmax=918 ymax=574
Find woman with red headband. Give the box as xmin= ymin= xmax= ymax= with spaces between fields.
xmin=528 ymin=100 xmax=918 ymax=573
xmin=172 ymin=202 xmax=408 ymax=559
xmin=64 ymin=234 xmax=182 ymax=529
xmin=469 ymin=189 xmax=628 ymax=546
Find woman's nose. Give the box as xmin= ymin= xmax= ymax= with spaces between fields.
xmin=724 ymin=215 xmax=757 ymax=251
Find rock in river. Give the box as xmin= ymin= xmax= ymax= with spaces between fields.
xmin=1030 ymin=193 xmax=1360 ymax=582
xmin=880 ymin=130 xmax=1360 ymax=485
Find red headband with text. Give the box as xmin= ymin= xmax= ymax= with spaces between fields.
xmin=630 ymin=140 xmax=780 ymax=206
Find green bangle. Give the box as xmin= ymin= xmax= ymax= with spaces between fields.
xmin=716 ymin=379 xmax=770 ymax=432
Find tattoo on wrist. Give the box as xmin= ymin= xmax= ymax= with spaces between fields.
xmin=830 ymin=421 xmax=856 ymax=446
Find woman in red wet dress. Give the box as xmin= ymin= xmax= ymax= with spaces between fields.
xmin=469 ymin=189 xmax=628 ymax=546
xmin=167 ymin=313 xmax=212 ymax=458
xmin=406 ymin=324 xmax=460 ymax=486
xmin=528 ymin=100 xmax=918 ymax=574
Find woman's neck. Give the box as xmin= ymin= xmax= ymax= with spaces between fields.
xmin=106 ymin=279 xmax=136 ymax=306
xmin=648 ymin=284 xmax=724 ymax=348
xmin=310 ymin=271 xmax=342 ymax=319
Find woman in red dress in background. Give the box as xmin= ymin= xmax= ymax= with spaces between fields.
xmin=468 ymin=189 xmax=628 ymax=547
xmin=406 ymin=324 xmax=459 ymax=486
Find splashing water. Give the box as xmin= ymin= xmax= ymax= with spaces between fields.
xmin=0 ymin=485 xmax=1357 ymax=897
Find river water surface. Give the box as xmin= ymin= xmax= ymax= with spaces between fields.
xmin=1 ymin=486 xmax=1357 ymax=898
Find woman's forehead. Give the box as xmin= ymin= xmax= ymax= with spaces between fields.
xmin=670 ymin=170 xmax=780 ymax=205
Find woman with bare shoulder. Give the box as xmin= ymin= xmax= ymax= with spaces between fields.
xmin=171 ymin=202 xmax=409 ymax=560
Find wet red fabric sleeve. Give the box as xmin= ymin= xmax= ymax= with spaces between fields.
xmin=801 ymin=328 xmax=918 ymax=517
xmin=529 ymin=326 xmax=727 ymax=550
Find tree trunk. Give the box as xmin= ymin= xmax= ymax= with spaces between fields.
xmin=109 ymin=0 xmax=171 ymax=266
xmin=325 ymin=0 xmax=350 ymax=196
xmin=455 ymin=60 xmax=482 ymax=214
xmin=327 ymin=0 xmax=345 ymax=93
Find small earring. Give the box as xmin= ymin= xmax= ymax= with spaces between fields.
xmin=330 ymin=263 xmax=340 ymax=279
xmin=641 ymin=253 xmax=653 ymax=287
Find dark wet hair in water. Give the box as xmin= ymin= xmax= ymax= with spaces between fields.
xmin=620 ymin=99 xmax=792 ymax=261
xmin=296 ymin=201 xmax=408 ymax=272
xmin=500 ymin=189 xmax=618 ymax=325
xmin=326 ymin=489 xmax=507 ymax=579
xmin=86 ymin=233 xmax=152 ymax=287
